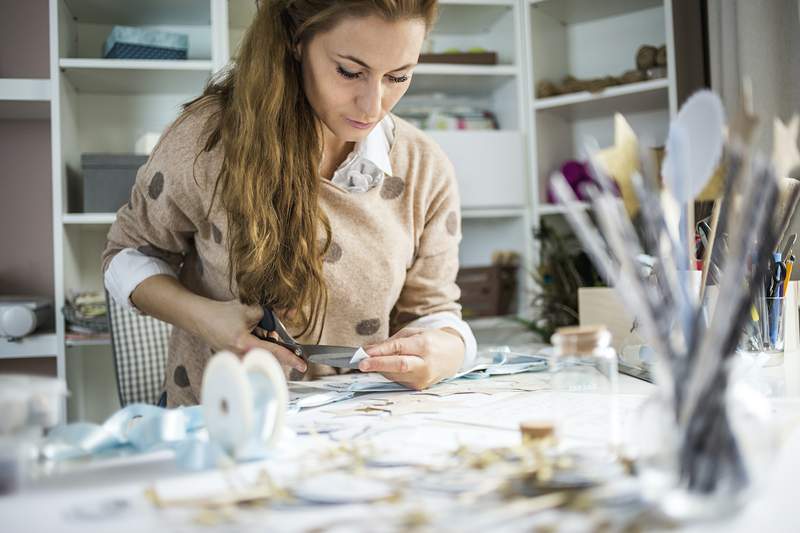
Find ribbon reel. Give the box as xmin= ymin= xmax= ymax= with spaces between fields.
xmin=201 ymin=348 xmax=288 ymax=461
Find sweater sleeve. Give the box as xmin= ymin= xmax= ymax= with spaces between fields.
xmin=101 ymin=110 xmax=214 ymax=307
xmin=391 ymin=155 xmax=464 ymax=330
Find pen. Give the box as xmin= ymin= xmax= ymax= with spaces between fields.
xmin=784 ymin=255 xmax=795 ymax=296
xmin=769 ymin=253 xmax=786 ymax=347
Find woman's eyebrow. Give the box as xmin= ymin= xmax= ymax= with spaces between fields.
xmin=337 ymin=54 xmax=416 ymax=72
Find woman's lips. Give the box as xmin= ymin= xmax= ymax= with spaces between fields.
xmin=346 ymin=118 xmax=373 ymax=130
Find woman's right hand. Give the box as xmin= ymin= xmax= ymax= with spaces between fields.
xmin=194 ymin=299 xmax=307 ymax=372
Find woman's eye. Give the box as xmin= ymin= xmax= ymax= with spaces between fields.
xmin=387 ymin=74 xmax=409 ymax=84
xmin=336 ymin=66 xmax=361 ymax=80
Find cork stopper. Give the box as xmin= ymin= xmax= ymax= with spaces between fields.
xmin=551 ymin=325 xmax=611 ymax=356
xmin=519 ymin=420 xmax=555 ymax=441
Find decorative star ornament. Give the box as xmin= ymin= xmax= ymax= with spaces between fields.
xmin=698 ymin=81 xmax=759 ymax=200
xmin=595 ymin=113 xmax=640 ymax=216
xmin=774 ymin=114 xmax=800 ymax=180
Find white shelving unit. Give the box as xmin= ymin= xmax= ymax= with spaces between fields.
xmin=525 ymin=0 xmax=677 ymax=220
xmin=5 ymin=0 xmax=676 ymax=422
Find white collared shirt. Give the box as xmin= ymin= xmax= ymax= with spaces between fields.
xmin=105 ymin=114 xmax=477 ymax=370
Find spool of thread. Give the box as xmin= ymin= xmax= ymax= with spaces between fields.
xmin=201 ymin=348 xmax=288 ymax=460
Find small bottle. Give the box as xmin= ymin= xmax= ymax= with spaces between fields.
xmin=550 ymin=325 xmax=619 ymax=458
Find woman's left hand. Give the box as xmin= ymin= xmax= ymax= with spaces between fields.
xmin=360 ymin=327 xmax=465 ymax=390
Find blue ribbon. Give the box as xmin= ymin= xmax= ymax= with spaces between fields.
xmin=40 ymin=404 xmax=232 ymax=470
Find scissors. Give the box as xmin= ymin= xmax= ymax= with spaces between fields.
xmin=254 ymin=306 xmax=362 ymax=369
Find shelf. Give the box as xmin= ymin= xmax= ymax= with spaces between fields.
xmin=0 ymin=79 xmax=51 ymax=119
xmin=63 ymin=213 xmax=117 ymax=225
xmin=537 ymin=202 xmax=590 ymax=216
xmin=462 ymin=208 xmax=527 ymax=219
xmin=415 ymin=64 xmax=517 ymax=76
xmin=59 ymin=59 xmax=212 ymax=94
xmin=0 ymin=333 xmax=58 ymax=359
xmin=533 ymin=79 xmax=669 ymax=121
xmin=0 ymin=79 xmax=51 ymax=101
xmin=66 ymin=334 xmax=110 ymax=347
xmin=63 ymin=0 xmax=211 ymax=25
xmin=529 ymin=0 xmax=663 ymax=24
xmin=409 ymin=64 xmax=517 ymax=96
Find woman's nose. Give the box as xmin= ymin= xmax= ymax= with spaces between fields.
xmin=356 ymin=78 xmax=382 ymax=120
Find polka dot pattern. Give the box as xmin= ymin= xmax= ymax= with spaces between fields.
xmin=356 ymin=318 xmax=381 ymax=336
xmin=211 ymin=223 xmax=223 ymax=244
xmin=323 ymin=241 xmax=343 ymax=264
xmin=380 ymin=177 xmax=405 ymax=200
xmin=173 ymin=365 xmax=190 ymax=388
xmin=148 ymin=171 xmax=164 ymax=200
xmin=445 ymin=211 xmax=459 ymax=236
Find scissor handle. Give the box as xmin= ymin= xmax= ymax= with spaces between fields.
xmin=254 ymin=306 xmax=305 ymax=359
xmin=257 ymin=305 xmax=277 ymax=332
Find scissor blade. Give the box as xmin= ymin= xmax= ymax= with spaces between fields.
xmin=303 ymin=345 xmax=360 ymax=369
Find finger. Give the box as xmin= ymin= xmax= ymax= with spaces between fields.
xmin=359 ymin=355 xmax=424 ymax=374
xmin=245 ymin=303 xmax=264 ymax=327
xmin=365 ymin=334 xmax=427 ymax=357
xmin=363 ymin=328 xmax=424 ymax=350
xmin=238 ymin=334 xmax=307 ymax=372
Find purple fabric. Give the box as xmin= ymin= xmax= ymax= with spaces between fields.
xmin=546 ymin=160 xmax=594 ymax=204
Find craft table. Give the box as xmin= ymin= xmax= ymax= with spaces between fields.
xmin=1 ymin=363 xmax=799 ymax=533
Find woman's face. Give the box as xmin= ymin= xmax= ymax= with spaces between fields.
xmin=299 ymin=14 xmax=426 ymax=143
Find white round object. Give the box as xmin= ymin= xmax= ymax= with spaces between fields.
xmin=292 ymin=472 xmax=394 ymax=504
xmin=241 ymin=348 xmax=288 ymax=448
xmin=1 ymin=306 xmax=37 ymax=338
xmin=662 ymin=90 xmax=726 ymax=203
xmin=201 ymin=351 xmax=254 ymax=455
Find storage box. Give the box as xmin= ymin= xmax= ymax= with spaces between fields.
xmin=103 ymin=26 xmax=188 ymax=60
xmin=419 ymin=51 xmax=498 ymax=65
xmin=457 ymin=265 xmax=517 ymax=318
xmin=81 ymin=154 xmax=147 ymax=213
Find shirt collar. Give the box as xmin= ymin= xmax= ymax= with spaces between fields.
xmin=330 ymin=115 xmax=394 ymax=193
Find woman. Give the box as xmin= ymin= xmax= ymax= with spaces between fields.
xmin=102 ymin=0 xmax=476 ymax=407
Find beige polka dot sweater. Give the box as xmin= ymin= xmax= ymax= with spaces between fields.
xmin=102 ymin=105 xmax=464 ymax=407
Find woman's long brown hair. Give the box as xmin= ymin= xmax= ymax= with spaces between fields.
xmin=186 ymin=0 xmax=438 ymax=337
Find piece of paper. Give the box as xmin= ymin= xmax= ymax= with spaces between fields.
xmin=349 ymin=347 xmax=369 ymax=365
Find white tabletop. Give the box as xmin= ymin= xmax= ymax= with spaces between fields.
xmin=2 ymin=360 xmax=799 ymax=533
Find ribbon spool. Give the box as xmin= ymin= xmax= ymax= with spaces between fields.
xmin=201 ymin=348 xmax=288 ymax=460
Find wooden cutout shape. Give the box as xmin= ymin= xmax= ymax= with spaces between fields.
xmin=774 ymin=114 xmax=800 ymax=180
xmin=595 ymin=113 xmax=640 ymax=216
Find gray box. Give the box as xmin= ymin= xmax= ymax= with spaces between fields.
xmin=81 ymin=154 xmax=147 ymax=213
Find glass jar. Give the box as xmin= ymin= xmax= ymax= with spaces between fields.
xmin=550 ymin=325 xmax=619 ymax=458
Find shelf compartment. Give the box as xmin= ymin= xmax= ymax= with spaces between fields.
xmin=534 ymin=78 xmax=669 ymax=121
xmin=429 ymin=130 xmax=527 ymax=210
xmin=59 ymin=59 xmax=212 ymax=94
xmin=59 ymin=0 xmax=213 ymax=62
xmin=63 ymin=0 xmax=211 ymax=26
xmin=529 ymin=1 xmax=666 ymax=90
xmin=0 ymin=333 xmax=58 ymax=359
xmin=408 ymin=65 xmax=518 ymax=98
xmin=530 ymin=0 xmax=663 ymax=25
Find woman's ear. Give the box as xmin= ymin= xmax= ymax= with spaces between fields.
xmin=293 ymin=42 xmax=303 ymax=62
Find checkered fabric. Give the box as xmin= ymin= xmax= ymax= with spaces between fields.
xmin=106 ymin=292 xmax=172 ymax=406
